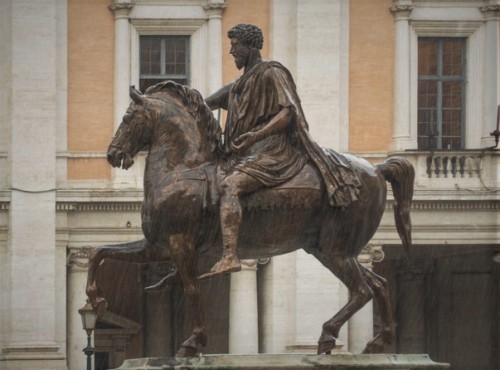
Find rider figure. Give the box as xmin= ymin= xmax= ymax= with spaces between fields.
xmin=199 ymin=24 xmax=361 ymax=280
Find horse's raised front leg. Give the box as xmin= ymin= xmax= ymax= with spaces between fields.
xmin=168 ymin=234 xmax=207 ymax=357
xmin=313 ymin=251 xmax=374 ymax=355
xmin=360 ymin=266 xmax=395 ymax=353
xmin=86 ymin=239 xmax=150 ymax=316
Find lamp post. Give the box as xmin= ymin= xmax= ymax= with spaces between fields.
xmin=78 ymin=300 xmax=98 ymax=370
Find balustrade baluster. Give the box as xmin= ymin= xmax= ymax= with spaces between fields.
xmin=442 ymin=157 xmax=449 ymax=178
xmin=426 ymin=156 xmax=433 ymax=178
xmin=434 ymin=157 xmax=441 ymax=178
xmin=459 ymin=156 xmax=466 ymax=178
xmin=450 ymin=157 xmax=457 ymax=178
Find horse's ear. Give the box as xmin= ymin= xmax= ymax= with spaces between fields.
xmin=130 ymin=85 xmax=144 ymax=105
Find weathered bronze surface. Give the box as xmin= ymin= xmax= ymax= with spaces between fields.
xmin=86 ymin=24 xmax=415 ymax=358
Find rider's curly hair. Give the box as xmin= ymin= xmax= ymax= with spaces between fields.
xmin=227 ymin=24 xmax=264 ymax=50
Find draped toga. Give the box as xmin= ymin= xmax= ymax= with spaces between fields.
xmin=215 ymin=60 xmax=360 ymax=207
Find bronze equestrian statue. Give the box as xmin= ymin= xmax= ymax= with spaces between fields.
xmin=86 ymin=24 xmax=414 ymax=358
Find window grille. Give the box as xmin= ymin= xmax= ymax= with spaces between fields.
xmin=417 ymin=37 xmax=466 ymax=150
xmin=139 ymin=35 xmax=190 ymax=92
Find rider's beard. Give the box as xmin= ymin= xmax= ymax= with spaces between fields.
xmin=233 ymin=48 xmax=249 ymax=70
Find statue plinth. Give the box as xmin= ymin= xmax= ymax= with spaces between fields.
xmin=112 ymin=353 xmax=449 ymax=370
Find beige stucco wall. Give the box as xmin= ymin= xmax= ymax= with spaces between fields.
xmin=67 ymin=0 xmax=114 ymax=180
xmin=349 ymin=0 xmax=394 ymax=153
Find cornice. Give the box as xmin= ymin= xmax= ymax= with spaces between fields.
xmin=0 ymin=199 xmax=498 ymax=213
xmin=384 ymin=200 xmax=499 ymax=211
xmin=406 ymin=200 xmax=499 ymax=211
xmin=57 ymin=202 xmax=141 ymax=212
xmin=131 ymin=18 xmax=206 ymax=30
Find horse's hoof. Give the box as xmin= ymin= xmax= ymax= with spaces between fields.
xmin=317 ymin=335 xmax=336 ymax=354
xmin=93 ymin=298 xmax=108 ymax=318
xmin=176 ymin=345 xmax=198 ymax=358
xmin=362 ymin=335 xmax=384 ymax=354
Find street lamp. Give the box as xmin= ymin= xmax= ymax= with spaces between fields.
xmin=78 ymin=300 xmax=98 ymax=370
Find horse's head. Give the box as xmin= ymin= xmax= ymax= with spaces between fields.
xmin=107 ymin=86 xmax=155 ymax=169
xmin=109 ymin=81 xmax=222 ymax=170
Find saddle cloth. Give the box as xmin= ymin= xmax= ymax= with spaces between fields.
xmin=201 ymin=162 xmax=324 ymax=211
xmin=174 ymin=161 xmax=324 ymax=211
xmin=241 ymin=163 xmax=323 ymax=210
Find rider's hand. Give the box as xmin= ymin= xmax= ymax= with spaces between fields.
xmin=230 ymin=131 xmax=260 ymax=153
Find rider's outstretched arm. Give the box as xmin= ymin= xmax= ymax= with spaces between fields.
xmin=205 ymin=82 xmax=234 ymax=110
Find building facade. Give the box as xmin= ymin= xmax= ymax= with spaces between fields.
xmin=0 ymin=0 xmax=499 ymax=369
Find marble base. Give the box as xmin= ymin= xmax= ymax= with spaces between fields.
xmin=112 ymin=354 xmax=449 ymax=369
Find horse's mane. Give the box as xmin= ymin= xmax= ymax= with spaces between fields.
xmin=144 ymin=81 xmax=222 ymax=154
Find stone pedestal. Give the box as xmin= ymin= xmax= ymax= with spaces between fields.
xmin=112 ymin=354 xmax=449 ymax=370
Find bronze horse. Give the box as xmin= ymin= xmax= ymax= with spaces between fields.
xmin=86 ymin=81 xmax=414 ymax=357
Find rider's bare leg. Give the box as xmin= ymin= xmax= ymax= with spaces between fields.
xmin=199 ymin=170 xmax=262 ymax=280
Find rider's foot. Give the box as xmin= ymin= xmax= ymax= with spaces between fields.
xmin=198 ymin=254 xmax=241 ymax=280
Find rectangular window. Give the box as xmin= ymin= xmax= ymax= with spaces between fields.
xmin=139 ymin=35 xmax=190 ymax=92
xmin=417 ymin=37 xmax=466 ymax=150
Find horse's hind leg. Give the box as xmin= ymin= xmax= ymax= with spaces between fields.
xmin=360 ymin=266 xmax=395 ymax=353
xmin=314 ymin=252 xmax=374 ymax=354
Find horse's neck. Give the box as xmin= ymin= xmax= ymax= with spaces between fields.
xmin=149 ymin=116 xmax=217 ymax=171
xmin=144 ymin=131 xmax=217 ymax=187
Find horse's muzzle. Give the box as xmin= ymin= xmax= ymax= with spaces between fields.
xmin=107 ymin=147 xmax=134 ymax=170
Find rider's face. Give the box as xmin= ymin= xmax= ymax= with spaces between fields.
xmin=230 ymin=38 xmax=250 ymax=70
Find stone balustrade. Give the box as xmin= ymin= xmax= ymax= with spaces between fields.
xmin=387 ymin=150 xmax=499 ymax=191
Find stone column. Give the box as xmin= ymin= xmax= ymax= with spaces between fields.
xmin=348 ymin=244 xmax=385 ymax=353
xmin=109 ymin=1 xmax=134 ymax=187
xmin=229 ymin=260 xmax=259 ymax=354
xmin=260 ymin=253 xmax=296 ymax=353
xmin=479 ymin=3 xmax=500 ymax=147
xmin=390 ymin=2 xmax=414 ymax=151
xmin=66 ymin=247 xmax=93 ymax=370
xmin=1 ymin=1 xmax=67 ymax=368
xmin=204 ymin=1 xmax=227 ymax=95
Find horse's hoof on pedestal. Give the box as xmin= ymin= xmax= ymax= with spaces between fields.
xmin=317 ymin=335 xmax=336 ymax=354
xmin=361 ymin=335 xmax=384 ymax=354
xmin=176 ymin=345 xmax=198 ymax=358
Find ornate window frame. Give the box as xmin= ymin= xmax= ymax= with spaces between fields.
xmin=391 ymin=0 xmax=497 ymax=150
xmin=410 ymin=20 xmax=484 ymax=149
xmin=130 ymin=18 xmax=208 ymax=94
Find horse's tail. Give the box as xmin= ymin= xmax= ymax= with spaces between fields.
xmin=377 ymin=156 xmax=415 ymax=260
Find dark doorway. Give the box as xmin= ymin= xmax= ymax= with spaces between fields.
xmin=374 ymin=245 xmax=500 ymax=370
